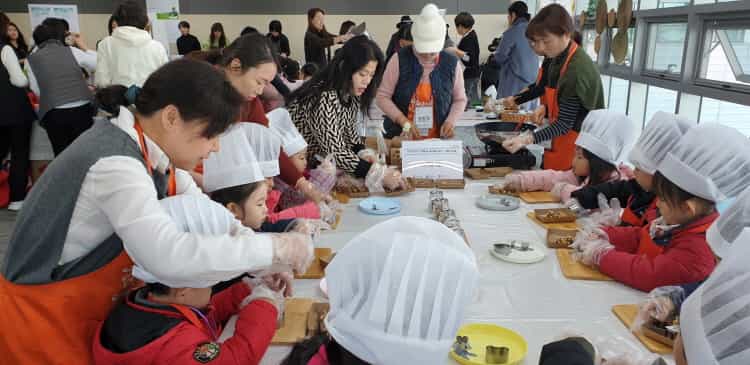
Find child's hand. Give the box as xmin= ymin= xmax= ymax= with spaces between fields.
xmin=590 ymin=193 xmax=623 ymax=227
xmin=551 ymin=182 xmax=573 ymax=199
xmin=570 ymin=233 xmax=614 ymax=267
xmin=270 ymin=232 xmax=314 ymax=274
xmin=501 ymin=174 xmax=523 ymax=192
xmin=240 ymin=281 xmax=285 ymax=315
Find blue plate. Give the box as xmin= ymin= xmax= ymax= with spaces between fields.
xmin=358 ymin=197 xmax=401 ymax=215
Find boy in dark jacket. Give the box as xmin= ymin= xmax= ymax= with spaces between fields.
xmin=176 ymin=21 xmax=201 ymax=55
xmin=455 ymin=12 xmax=480 ymax=107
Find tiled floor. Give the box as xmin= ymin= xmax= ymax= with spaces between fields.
xmin=0 ymin=210 xmax=17 ymax=263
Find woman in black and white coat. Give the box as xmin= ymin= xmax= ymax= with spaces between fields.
xmin=287 ymin=36 xmax=406 ymax=192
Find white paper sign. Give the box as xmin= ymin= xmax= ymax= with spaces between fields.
xmin=401 ymin=140 xmax=464 ymax=180
xmin=29 ymin=4 xmax=80 ymax=33
xmin=146 ymin=0 xmax=181 ymax=56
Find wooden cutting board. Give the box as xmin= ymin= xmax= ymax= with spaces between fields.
xmin=465 ymin=167 xmax=513 ymax=180
xmin=295 ymin=248 xmax=333 ymax=279
xmin=519 ymin=191 xmax=560 ymax=204
xmin=526 ymin=212 xmax=578 ymax=230
xmin=612 ymin=304 xmax=674 ymax=355
xmin=556 ymin=249 xmax=613 ymax=281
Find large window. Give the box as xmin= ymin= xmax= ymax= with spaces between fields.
xmin=697 ymin=21 xmax=750 ymax=90
xmin=640 ymin=0 xmax=689 ymax=10
xmin=700 ymin=97 xmax=750 ymax=136
xmin=644 ymin=86 xmax=678 ymax=124
xmin=608 ymin=77 xmax=630 ymax=114
xmin=644 ymin=22 xmax=688 ymax=76
xmin=582 ymin=28 xmax=599 ymax=62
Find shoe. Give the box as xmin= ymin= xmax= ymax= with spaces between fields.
xmin=7 ymin=201 xmax=23 ymax=212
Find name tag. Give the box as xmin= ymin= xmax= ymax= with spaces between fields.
xmin=414 ymin=105 xmax=434 ymax=131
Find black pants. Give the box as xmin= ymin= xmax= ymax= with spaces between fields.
xmin=41 ymin=103 xmax=95 ymax=156
xmin=0 ymin=123 xmax=32 ymax=202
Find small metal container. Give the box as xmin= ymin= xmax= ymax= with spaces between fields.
xmin=433 ymin=198 xmax=449 ymax=218
xmin=429 ymin=190 xmax=444 ymax=211
xmin=444 ymin=217 xmax=461 ymax=229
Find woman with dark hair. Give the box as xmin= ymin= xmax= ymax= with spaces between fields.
xmin=96 ymin=0 xmax=168 ymax=87
xmin=502 ymin=4 xmax=604 ymax=171
xmin=5 ymin=22 xmax=29 ymax=63
xmin=267 ymin=20 xmax=291 ymax=58
xmin=214 ymin=33 xmax=332 ymax=203
xmin=208 ymin=22 xmax=227 ymax=49
xmin=288 ymin=36 xmax=405 ymax=191
xmin=489 ymin=1 xmax=539 ymax=101
xmin=386 ymin=15 xmax=412 ymax=60
xmin=304 ymin=8 xmax=351 ymax=68
xmin=339 ymin=20 xmax=356 ymax=36
xmin=0 ymin=59 xmax=313 ymax=364
xmin=0 ymin=14 xmax=36 ymax=211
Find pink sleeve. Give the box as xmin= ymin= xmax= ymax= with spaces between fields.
xmin=444 ymin=62 xmax=468 ymax=126
xmin=519 ymin=169 xmax=578 ymax=192
xmin=268 ymin=202 xmax=321 ymax=222
xmin=376 ymin=56 xmax=406 ymax=122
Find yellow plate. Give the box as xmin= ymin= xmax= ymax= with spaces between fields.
xmin=450 ymin=323 xmax=528 ymax=365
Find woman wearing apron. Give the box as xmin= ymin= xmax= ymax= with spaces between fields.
xmin=502 ymin=4 xmax=604 ymax=171
xmin=0 ymin=60 xmax=313 ymax=364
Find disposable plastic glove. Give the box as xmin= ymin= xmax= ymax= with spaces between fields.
xmin=309 ymin=155 xmax=337 ymax=194
xmin=317 ymin=202 xmax=338 ymax=226
xmin=570 ymin=231 xmax=614 ymax=267
xmin=502 ymin=131 xmax=534 ymax=154
xmin=255 ymin=272 xmax=294 ymax=297
xmin=631 ymin=286 xmax=682 ymax=333
xmin=365 ymin=163 xmax=406 ymax=193
xmin=564 ymin=198 xmax=587 ymax=217
xmin=591 ymin=193 xmax=623 ymax=227
xmin=357 ymin=148 xmax=378 ymax=164
xmin=296 ymin=178 xmax=333 ymax=204
xmin=270 ymin=232 xmax=314 ymax=274
xmin=551 ymin=181 xmax=575 ymax=199
xmin=596 ymin=335 xmax=666 ymax=365
xmin=240 ymin=279 xmax=285 ymax=316
xmin=501 ymin=173 xmax=523 ymax=192
xmin=286 ymin=219 xmax=331 ymax=242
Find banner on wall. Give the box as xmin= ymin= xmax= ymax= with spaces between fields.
xmin=146 ymin=0 xmax=181 ymax=56
xmin=28 ymin=4 xmax=80 ymax=33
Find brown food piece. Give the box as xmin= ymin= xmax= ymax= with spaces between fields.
xmin=500 ymin=111 xmax=531 ymax=123
xmin=642 ymin=319 xmax=678 ymax=347
xmin=617 ymin=0 xmax=633 ymax=29
xmin=489 ymin=184 xmax=519 ymax=197
xmin=595 ymin=0 xmax=608 ymax=33
xmin=547 ymin=228 xmax=577 ymax=248
xmin=436 ymin=179 xmax=466 ymax=189
xmin=534 ymin=208 xmax=577 ymax=224
xmin=611 ymin=30 xmax=628 ymax=65
xmin=608 ymin=9 xmax=616 ymax=27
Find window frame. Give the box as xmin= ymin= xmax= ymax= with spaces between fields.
xmin=640 ymin=18 xmax=690 ymax=81
xmin=694 ymin=16 xmax=750 ymax=93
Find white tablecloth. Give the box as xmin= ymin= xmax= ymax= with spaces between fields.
xmin=258 ymin=179 xmax=675 ymax=365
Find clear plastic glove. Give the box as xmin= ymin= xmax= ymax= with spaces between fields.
xmin=564 ymin=198 xmax=587 ymax=217
xmin=570 ymin=233 xmax=614 ymax=267
xmin=286 ymin=219 xmax=331 ymax=242
xmin=590 ymin=193 xmax=623 ymax=227
xmin=632 ymin=286 xmax=682 ymax=334
xmin=296 ymin=178 xmax=333 ymax=204
xmin=365 ymin=163 xmax=406 ymax=193
xmin=484 ymin=98 xmax=498 ymax=113
xmin=309 ymin=155 xmax=337 ymax=194
xmin=530 ymin=105 xmax=546 ymax=125
xmin=551 ymin=182 xmax=574 ymax=199
xmin=596 ymin=335 xmax=665 ymax=365
xmin=270 ymin=232 xmax=314 ymax=274
xmin=502 ymin=131 xmax=534 ymax=154
xmin=502 ymin=96 xmax=518 ymax=110
xmin=318 ymin=201 xmax=338 ymax=226
xmin=257 ymin=272 xmax=294 ymax=297
xmin=357 ymin=148 xmax=378 ymax=164
xmin=240 ymin=280 xmax=285 ymax=315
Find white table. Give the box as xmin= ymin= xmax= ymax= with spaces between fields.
xmin=258 ymin=179 xmax=675 ymax=365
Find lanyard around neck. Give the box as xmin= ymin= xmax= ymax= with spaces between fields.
xmin=133 ymin=120 xmax=176 ymax=196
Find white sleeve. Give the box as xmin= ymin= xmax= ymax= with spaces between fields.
xmin=95 ymin=41 xmax=111 ymax=88
xmin=71 ymin=46 xmax=97 ymax=72
xmin=25 ymin=61 xmax=40 ymax=96
xmin=175 ymin=167 xmax=204 ymax=196
xmin=1 ymin=46 xmax=28 ymax=88
xmin=89 ymin=156 xmax=275 ymax=285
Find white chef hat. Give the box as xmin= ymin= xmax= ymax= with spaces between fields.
xmin=132 ymin=194 xmax=237 ymax=288
xmin=324 ymin=216 xmax=479 ymax=365
xmin=574 ymin=109 xmax=636 ymax=165
xmin=267 ymin=108 xmax=307 ymax=156
xmin=628 ymin=111 xmax=694 ymax=174
xmin=680 ymin=234 xmax=750 ymax=365
xmin=243 ymin=123 xmax=281 ymax=178
xmin=707 ymin=186 xmax=750 ymax=259
xmin=657 ymin=124 xmax=750 ymax=202
xmin=411 ymin=4 xmax=447 ymax=54
xmin=203 ymin=124 xmax=265 ymax=193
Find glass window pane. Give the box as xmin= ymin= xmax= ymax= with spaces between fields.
xmin=700 ymin=98 xmax=750 ymax=136
xmin=644 ymin=86 xmax=677 ymax=124
xmin=699 ymin=24 xmax=750 ymax=87
xmin=640 ymin=0 xmax=689 ymax=9
xmin=609 ymin=27 xmax=635 ymax=67
xmin=609 ymin=77 xmax=629 ymax=114
xmin=693 ymin=0 xmax=715 ymax=3
xmin=645 ymin=23 xmax=687 ymax=75
xmin=601 ymin=75 xmax=611 ymax=106
xmin=582 ymin=28 xmax=599 ymax=62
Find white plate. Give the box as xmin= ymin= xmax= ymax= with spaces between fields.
xmin=489 ymin=241 xmax=546 ymax=264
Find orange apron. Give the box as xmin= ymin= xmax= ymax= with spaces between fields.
xmin=0 ymin=122 xmax=175 ymax=365
xmin=407 ymin=82 xmax=440 ymax=139
xmin=621 ymin=197 xmax=658 ymax=227
xmin=636 ymin=219 xmax=713 ymax=258
xmin=540 ymin=42 xmax=579 ymax=171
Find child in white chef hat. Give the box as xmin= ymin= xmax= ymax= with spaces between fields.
xmin=502 ymin=110 xmax=635 ymax=203
xmin=282 ymin=216 xmax=479 ymax=365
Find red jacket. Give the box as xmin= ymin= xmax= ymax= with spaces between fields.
xmin=599 ymin=212 xmax=718 ymax=292
xmin=92 ymin=282 xmax=277 ymax=365
xmin=242 ymin=97 xmax=304 ymax=186
xmin=266 ymin=189 xmax=321 ymax=223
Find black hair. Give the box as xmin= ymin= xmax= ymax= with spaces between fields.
xmin=397 ymin=24 xmax=413 ymax=41
xmin=454 ymin=12 xmax=475 ymax=29
xmin=269 ymin=20 xmax=282 ymax=34
xmin=300 ymin=63 xmax=319 ymax=78
xmin=96 ymin=59 xmax=243 ymax=139
xmin=113 ymin=0 xmax=149 ymax=29
xmin=652 ymin=172 xmax=716 ymax=209
xmin=178 ymin=20 xmax=190 ymax=29
xmin=40 ymin=18 xmax=68 ymax=41
xmin=397 ymin=15 xmax=412 ymax=29
xmin=307 ymin=8 xmax=326 ymax=33
xmin=185 ymin=49 xmax=223 ymax=65
xmin=107 ymin=15 xmax=117 ymax=35
xmin=146 ymin=282 xmax=171 ymax=296
xmin=33 ymin=23 xmax=64 ymax=45
xmin=220 ymin=33 xmax=276 ymax=72
xmin=282 ymin=334 xmax=370 ymax=365
xmin=526 ymin=3 xmax=575 ymax=39
xmin=240 ymin=26 xmax=259 ymax=36
xmin=288 ymin=35 xmax=385 ymax=116
xmin=7 ymin=22 xmax=29 ymax=54
xmin=284 ymin=59 xmax=301 ymax=81
xmin=508 ymin=1 xmax=532 ymax=22
xmin=209 ymin=22 xmax=227 ymax=49
xmin=210 ymin=181 xmax=264 ymax=207
xmin=582 ymin=148 xmax=618 ymax=186
xmin=339 ymin=20 xmax=356 ymax=36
